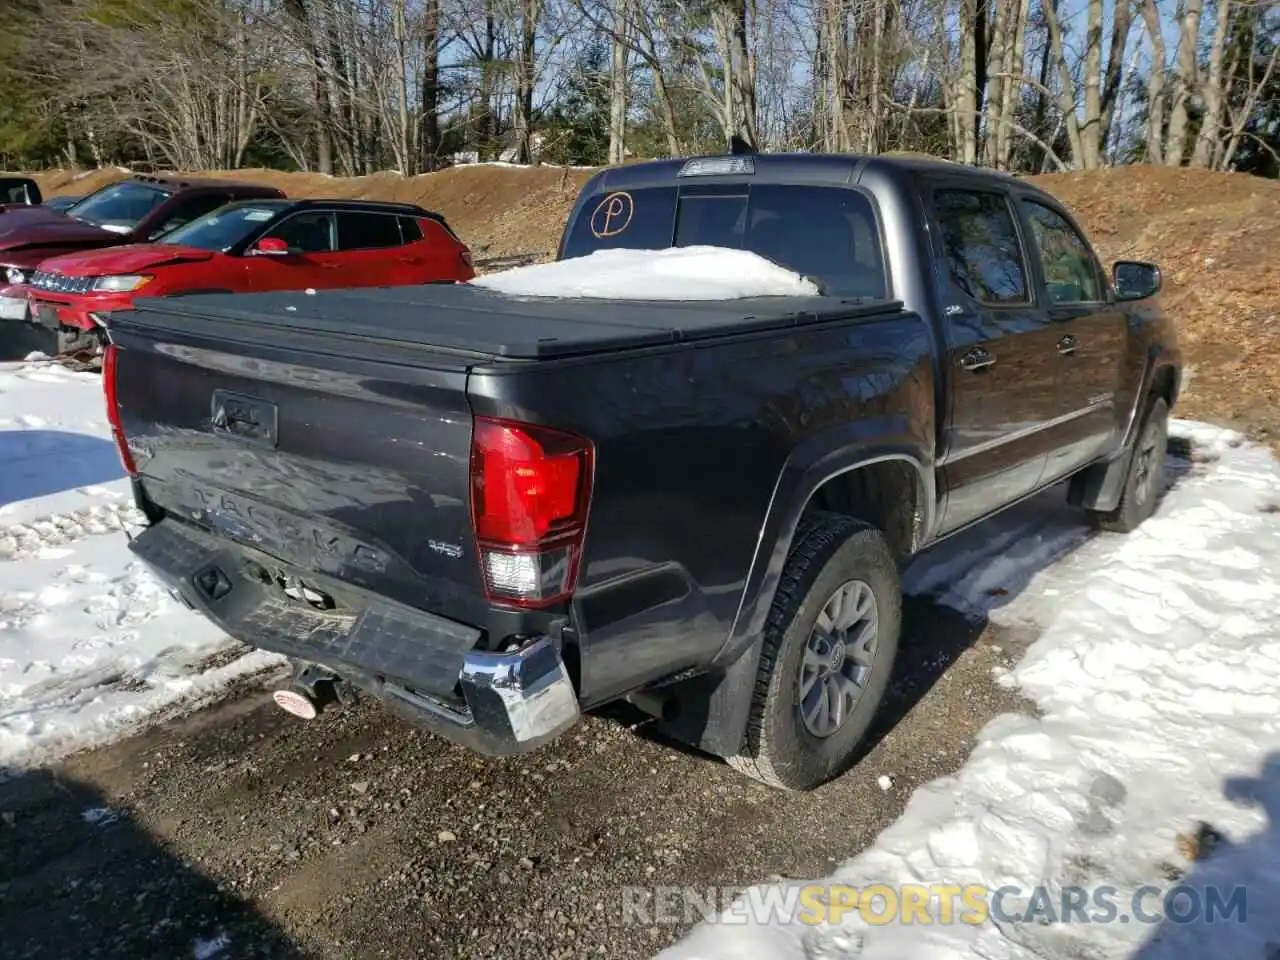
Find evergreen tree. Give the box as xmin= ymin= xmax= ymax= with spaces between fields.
xmin=538 ymin=38 xmax=611 ymax=166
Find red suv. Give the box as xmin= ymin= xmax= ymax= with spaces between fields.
xmin=28 ymin=198 xmax=475 ymax=352
xmin=0 ymin=176 xmax=283 ymax=328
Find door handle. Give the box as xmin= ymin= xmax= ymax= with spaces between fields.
xmin=959 ymin=347 xmax=996 ymax=371
xmin=1057 ymin=335 xmax=1078 ymax=356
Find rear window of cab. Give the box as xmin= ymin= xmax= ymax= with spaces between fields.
xmin=561 ymin=184 xmax=887 ymax=300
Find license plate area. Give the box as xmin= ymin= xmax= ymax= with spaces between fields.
xmin=211 ymin=390 xmax=278 ymax=449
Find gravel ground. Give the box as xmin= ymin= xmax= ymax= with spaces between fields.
xmin=0 ymin=598 xmax=1035 ymax=960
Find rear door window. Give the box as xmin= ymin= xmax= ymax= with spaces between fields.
xmin=337 ymin=211 xmax=405 ymax=250
xmin=932 ymin=189 xmax=1029 ymax=304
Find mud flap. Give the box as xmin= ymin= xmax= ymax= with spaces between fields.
xmin=1067 ymin=445 xmax=1134 ymax=513
xmin=1070 ymin=352 xmax=1171 ymax=514
xmin=654 ymin=636 xmax=763 ymax=759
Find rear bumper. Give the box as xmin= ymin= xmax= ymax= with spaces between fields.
xmin=129 ymin=516 xmax=580 ymax=755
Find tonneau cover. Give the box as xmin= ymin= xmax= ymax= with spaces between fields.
xmin=115 ymin=283 xmax=902 ymax=360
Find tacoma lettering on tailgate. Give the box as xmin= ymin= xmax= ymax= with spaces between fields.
xmin=188 ymin=486 xmax=389 ymax=575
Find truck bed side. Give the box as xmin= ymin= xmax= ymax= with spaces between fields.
xmin=463 ymin=309 xmax=937 ymax=705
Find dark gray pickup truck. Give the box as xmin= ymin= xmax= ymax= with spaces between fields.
xmin=104 ymin=153 xmax=1180 ymax=790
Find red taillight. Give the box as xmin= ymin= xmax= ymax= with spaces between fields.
xmin=102 ymin=344 xmax=136 ymax=474
xmin=470 ymin=417 xmax=593 ymax=608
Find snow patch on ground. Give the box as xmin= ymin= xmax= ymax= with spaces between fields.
xmin=0 ymin=360 xmax=282 ymax=771
xmin=80 ymin=806 xmax=120 ymax=827
xmin=663 ymin=422 xmax=1280 ymax=959
xmin=470 ymin=247 xmax=821 ymax=300
xmin=192 ymin=932 xmax=231 ymax=959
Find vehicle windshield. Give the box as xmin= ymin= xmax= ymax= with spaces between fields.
xmin=67 ymin=181 xmax=171 ymax=233
xmin=158 ymin=202 xmax=290 ymax=251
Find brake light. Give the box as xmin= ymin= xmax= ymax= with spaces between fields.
xmin=102 ymin=344 xmax=136 ymax=474
xmin=460 ymin=249 xmax=474 ymax=268
xmin=470 ymin=417 xmax=593 ymax=608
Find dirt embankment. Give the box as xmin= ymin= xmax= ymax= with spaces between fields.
xmin=1035 ymin=165 xmax=1280 ymax=443
xmin=30 ymin=162 xmax=1280 ymax=444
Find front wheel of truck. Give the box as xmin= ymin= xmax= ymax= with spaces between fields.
xmin=727 ymin=514 xmax=900 ymax=791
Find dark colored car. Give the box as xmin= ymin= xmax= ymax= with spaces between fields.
xmin=104 ymin=152 xmax=1179 ymax=791
xmin=28 ymin=199 xmax=474 ymax=352
xmin=0 ymin=175 xmax=283 ymax=332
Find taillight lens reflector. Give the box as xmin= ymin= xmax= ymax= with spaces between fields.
xmin=102 ymin=344 xmax=136 ymax=474
xmin=470 ymin=417 xmax=593 ymax=608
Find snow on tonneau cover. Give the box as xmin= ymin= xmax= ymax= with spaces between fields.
xmin=103 ymin=250 xmax=851 ymax=634
xmin=470 ymin=247 xmax=821 ymax=300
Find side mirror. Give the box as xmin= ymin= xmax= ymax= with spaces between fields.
xmin=251 ymin=236 xmax=291 ymax=256
xmin=1113 ymin=260 xmax=1161 ymax=302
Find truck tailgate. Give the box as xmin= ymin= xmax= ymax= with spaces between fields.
xmin=107 ymin=301 xmax=488 ymax=625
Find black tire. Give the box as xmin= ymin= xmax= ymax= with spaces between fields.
xmin=727 ymin=514 xmax=900 ymax=791
xmin=1087 ymin=397 xmax=1169 ymax=533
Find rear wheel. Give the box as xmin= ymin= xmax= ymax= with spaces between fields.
xmin=728 ymin=514 xmax=900 ymax=791
xmin=1087 ymin=397 xmax=1169 ymax=533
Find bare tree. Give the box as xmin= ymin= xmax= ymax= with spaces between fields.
xmin=1139 ymin=0 xmax=1168 ymax=164
xmin=1192 ymin=0 xmax=1235 ymax=166
xmin=608 ymin=0 xmax=629 ymax=162
xmin=1165 ymin=0 xmax=1206 ymax=165
xmin=707 ymin=0 xmax=759 ymax=147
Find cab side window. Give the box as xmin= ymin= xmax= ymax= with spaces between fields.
xmin=337 ymin=211 xmax=405 ymax=251
xmin=264 ymin=211 xmax=337 ymax=253
xmin=932 ymin=189 xmax=1029 ymax=305
xmin=1021 ymin=200 xmax=1104 ymax=304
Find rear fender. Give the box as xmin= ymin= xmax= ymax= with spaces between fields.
xmin=720 ymin=424 xmax=933 ymax=668
xmin=661 ymin=421 xmax=933 ymax=758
